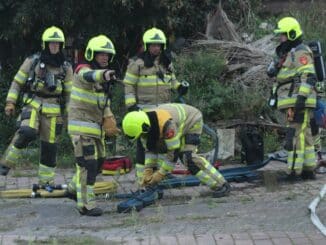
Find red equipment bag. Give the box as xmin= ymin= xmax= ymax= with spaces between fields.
xmin=102 ymin=156 xmax=132 ymax=175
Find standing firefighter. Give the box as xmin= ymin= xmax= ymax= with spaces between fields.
xmin=267 ymin=17 xmax=317 ymax=180
xmin=67 ymin=35 xmax=120 ymax=216
xmin=122 ymin=103 xmax=231 ymax=197
xmin=123 ymin=27 xmax=189 ymax=183
xmin=2 ymin=26 xmax=73 ymax=185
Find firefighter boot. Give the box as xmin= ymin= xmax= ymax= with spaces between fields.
xmin=65 ymin=190 xmax=77 ymax=202
xmin=301 ymin=170 xmax=316 ymax=180
xmin=213 ymin=182 xmax=231 ymax=198
xmin=284 ymin=172 xmax=302 ymax=182
xmin=79 ymin=207 xmax=103 ymax=216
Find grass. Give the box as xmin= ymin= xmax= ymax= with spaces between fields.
xmin=15 ymin=236 xmax=109 ymax=245
xmin=284 ymin=191 xmax=298 ymax=201
xmin=107 ymin=205 xmax=164 ymax=230
xmin=198 ymin=132 xmax=214 ymax=155
xmin=206 ymin=197 xmax=228 ymax=209
xmin=263 ymin=130 xmax=281 ymax=155
xmin=263 ymin=170 xmax=279 ymax=192
xmin=239 ymin=196 xmax=254 ymax=203
xmin=0 ymin=219 xmax=16 ymax=232
xmin=11 ymin=169 xmax=37 ymax=177
xmin=290 ymin=2 xmax=326 ymax=51
xmin=175 ymin=214 xmax=217 ymax=221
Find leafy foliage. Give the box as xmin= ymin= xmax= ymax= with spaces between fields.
xmin=175 ymin=50 xmax=267 ymax=121
xmin=0 ymin=0 xmax=218 ymax=60
xmin=290 ymin=2 xmax=326 ymax=52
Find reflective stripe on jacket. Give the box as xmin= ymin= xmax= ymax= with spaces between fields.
xmin=68 ymin=64 xmax=114 ymax=138
xmin=123 ymin=56 xmax=180 ymax=109
xmin=276 ymin=44 xmax=317 ymax=109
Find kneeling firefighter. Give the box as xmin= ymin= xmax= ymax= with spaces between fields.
xmin=122 ymin=103 xmax=231 ymax=197
xmin=123 ymin=27 xmax=189 ymax=185
xmin=66 ymin=35 xmax=120 ymax=216
xmin=267 ymin=17 xmax=317 ymax=180
xmin=2 ymin=26 xmax=73 ymax=184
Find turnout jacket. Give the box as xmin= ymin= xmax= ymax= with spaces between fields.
xmin=67 ymin=64 xmax=114 ymax=138
xmin=142 ymin=103 xmax=203 ymax=172
xmin=6 ymin=53 xmax=73 ymax=116
xmin=276 ymin=44 xmax=317 ymax=110
xmin=123 ymin=56 xmax=180 ymax=110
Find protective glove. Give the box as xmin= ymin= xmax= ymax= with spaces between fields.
xmin=141 ymin=168 xmax=154 ymax=187
xmin=128 ymin=104 xmax=140 ymax=112
xmin=103 ymin=70 xmax=116 ymax=82
xmin=177 ymin=80 xmax=189 ymax=96
xmin=103 ymin=116 xmax=121 ymax=137
xmin=5 ymin=102 xmax=15 ymax=117
xmin=148 ymin=170 xmax=166 ymax=185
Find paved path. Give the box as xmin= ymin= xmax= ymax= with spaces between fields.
xmin=0 ymin=160 xmax=325 ymax=244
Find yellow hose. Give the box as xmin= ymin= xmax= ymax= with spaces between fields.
xmin=0 ymin=181 xmax=117 ymax=198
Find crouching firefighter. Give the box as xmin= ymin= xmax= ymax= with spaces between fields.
xmin=3 ymin=26 xmax=73 ymax=184
xmin=66 ymin=35 xmax=120 ymax=216
xmin=267 ymin=17 xmax=317 ymax=180
xmin=122 ymin=103 xmax=231 ymax=198
xmin=123 ymin=27 xmax=189 ymax=184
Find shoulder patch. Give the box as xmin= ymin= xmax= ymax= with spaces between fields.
xmin=299 ymin=55 xmax=308 ymax=65
xmin=165 ymin=128 xmax=175 ymax=139
xmin=75 ymin=63 xmax=90 ymax=74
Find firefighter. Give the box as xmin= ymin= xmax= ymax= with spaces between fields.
xmin=267 ymin=17 xmax=317 ymax=180
xmin=123 ymin=27 xmax=189 ymax=184
xmin=312 ymin=83 xmax=326 ymax=173
xmin=312 ymin=82 xmax=324 ymax=162
xmin=66 ymin=35 xmax=120 ymax=216
xmin=2 ymin=26 xmax=73 ymax=185
xmin=122 ymin=103 xmax=231 ymax=197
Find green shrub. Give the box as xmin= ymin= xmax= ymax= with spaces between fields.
xmin=175 ymin=50 xmax=267 ymax=121
xmin=0 ymin=65 xmax=19 ymax=151
xmin=290 ymin=2 xmax=326 ymax=50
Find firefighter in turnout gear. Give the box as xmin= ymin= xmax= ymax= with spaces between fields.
xmin=123 ymin=27 xmax=189 ymax=184
xmin=267 ymin=17 xmax=317 ymax=180
xmin=2 ymin=26 xmax=73 ymax=185
xmin=122 ymin=103 xmax=231 ymax=198
xmin=67 ymin=35 xmax=120 ymax=216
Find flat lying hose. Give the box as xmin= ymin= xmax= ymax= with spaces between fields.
xmin=308 ymin=184 xmax=326 ymax=236
xmin=0 ymin=181 xmax=117 ymax=198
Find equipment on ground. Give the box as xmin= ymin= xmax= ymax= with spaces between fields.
xmin=240 ymin=126 xmax=264 ymax=165
xmin=0 ymin=181 xmax=117 ymax=198
xmin=308 ymin=184 xmax=326 ymax=236
xmin=117 ymin=157 xmax=273 ymax=213
xmin=102 ymin=156 xmax=132 ymax=175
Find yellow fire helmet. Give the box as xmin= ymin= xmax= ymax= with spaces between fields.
xmin=42 ymin=26 xmax=65 ymax=49
xmin=274 ymin=17 xmax=303 ymax=41
xmin=122 ymin=111 xmax=150 ymax=140
xmin=84 ymin=35 xmax=116 ymax=62
xmin=142 ymin=27 xmax=167 ymax=51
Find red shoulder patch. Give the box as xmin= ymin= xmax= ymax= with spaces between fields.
xmin=75 ymin=63 xmax=90 ymax=74
xmin=165 ymin=129 xmax=175 ymax=139
xmin=299 ymin=56 xmax=308 ymax=65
